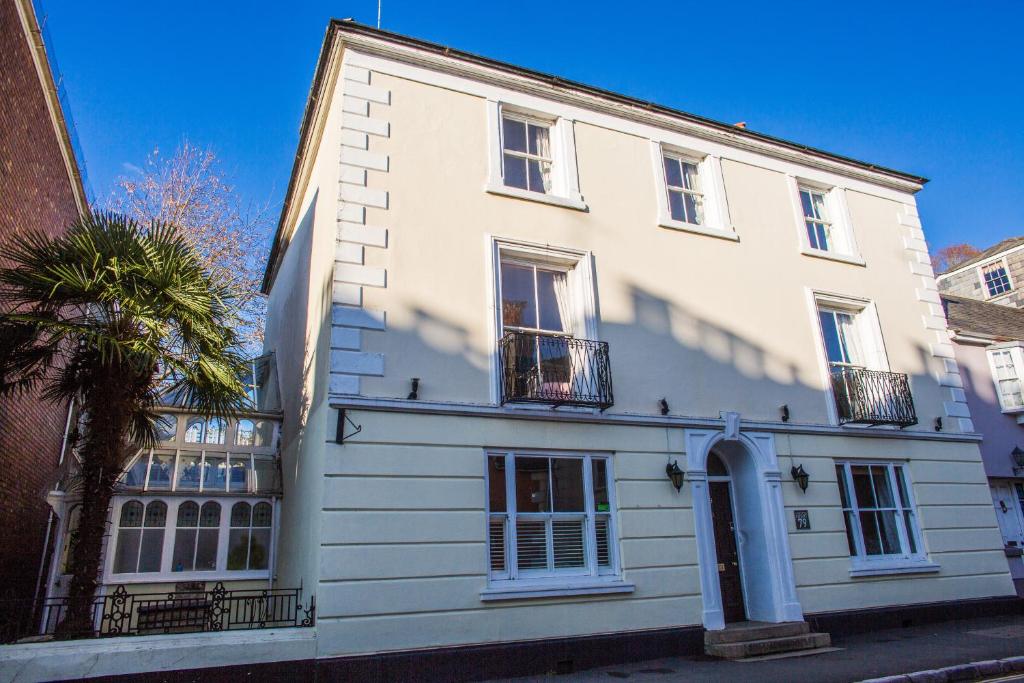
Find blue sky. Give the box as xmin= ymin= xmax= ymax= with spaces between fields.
xmin=41 ymin=0 xmax=1023 ymax=253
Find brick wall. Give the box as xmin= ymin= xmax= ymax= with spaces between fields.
xmin=0 ymin=0 xmax=83 ymax=609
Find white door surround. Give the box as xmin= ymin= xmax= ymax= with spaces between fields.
xmin=685 ymin=423 xmax=803 ymax=630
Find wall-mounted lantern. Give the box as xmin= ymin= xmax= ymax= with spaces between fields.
xmin=791 ymin=464 xmax=809 ymax=493
xmin=665 ymin=461 xmax=684 ymax=491
xmin=1012 ymin=446 xmax=1024 ymax=474
xmin=407 ymin=377 xmax=420 ymax=400
xmin=659 ymin=398 xmax=670 ymax=416
xmin=934 ymin=417 xmax=943 ymax=432
xmin=780 ymin=405 xmax=790 ymax=423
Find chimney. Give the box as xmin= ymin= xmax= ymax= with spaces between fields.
xmin=734 ymin=121 xmax=747 ymax=129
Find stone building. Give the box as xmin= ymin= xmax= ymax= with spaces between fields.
xmin=937 ymin=237 xmax=1024 ymax=308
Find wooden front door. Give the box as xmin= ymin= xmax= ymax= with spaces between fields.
xmin=710 ymin=481 xmax=745 ymax=623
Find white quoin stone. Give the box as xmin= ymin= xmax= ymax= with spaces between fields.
xmin=340 ymin=183 xmax=388 ymax=209
xmin=331 ymin=326 xmax=361 ymax=350
xmin=339 ymin=165 xmax=367 ymax=186
xmin=332 ymin=304 xmax=385 ymax=330
xmin=344 ymin=65 xmax=371 ymax=84
xmin=335 ymin=241 xmax=365 ymax=264
xmin=346 ymin=81 xmax=390 ymax=104
xmin=338 ymin=222 xmax=388 ymax=248
xmin=331 ymin=350 xmax=385 ymax=376
xmin=340 ymin=129 xmax=369 ymax=150
xmin=329 ymin=373 xmax=361 ymax=395
xmin=335 ymin=263 xmax=386 ymax=288
xmin=332 ymin=282 xmax=362 ymax=306
xmin=343 ymin=113 xmax=390 ymax=137
xmin=341 ymin=148 xmax=389 ymax=172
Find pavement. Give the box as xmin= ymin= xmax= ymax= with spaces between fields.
xmin=488 ymin=614 xmax=1024 ymax=683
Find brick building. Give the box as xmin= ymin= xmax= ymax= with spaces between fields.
xmin=937 ymin=237 xmax=1024 ymax=309
xmin=0 ymin=0 xmax=88 ymax=618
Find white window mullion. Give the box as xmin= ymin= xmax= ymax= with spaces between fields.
xmin=143 ymin=448 xmax=154 ymax=491
xmin=582 ymin=456 xmax=597 ymax=577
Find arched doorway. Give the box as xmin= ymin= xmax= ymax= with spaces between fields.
xmin=685 ymin=428 xmax=803 ymax=630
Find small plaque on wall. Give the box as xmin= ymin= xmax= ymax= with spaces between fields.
xmin=794 ymin=510 xmax=811 ymax=530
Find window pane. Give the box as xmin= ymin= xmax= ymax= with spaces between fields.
xmin=800 ymin=190 xmax=815 ymax=219
xmin=815 ymin=222 xmax=831 ymax=251
xmin=177 ymin=501 xmax=199 ymax=527
xmin=227 ymin=529 xmax=249 ymax=570
xmin=172 ymin=529 xmax=197 ymax=572
xmin=527 ymin=159 xmax=551 ymax=194
xmin=682 ymin=162 xmax=701 ymax=191
xmin=249 ymin=529 xmax=271 ymax=569
xmin=536 ymin=270 xmax=568 ymax=333
xmin=683 ymin=192 xmax=703 ymax=225
xmin=663 ymin=156 xmax=682 ymax=187
xmin=552 ymin=518 xmax=585 ymax=568
xmin=185 ymin=418 xmax=205 ymax=443
xmin=502 ymin=116 xmax=527 ymax=153
xmin=230 ymin=457 xmax=251 ymax=493
xmin=203 ymin=455 xmax=227 ymax=491
xmin=113 ymin=529 xmax=141 ymax=573
xmin=595 ymin=515 xmax=611 ymax=567
xmin=123 ymin=457 xmax=148 ymax=487
xmin=144 ymin=501 xmax=167 ymax=527
xmin=515 ymin=457 xmax=550 ymax=512
xmin=120 ymin=501 xmax=143 ymax=527
xmin=551 ymin=458 xmax=584 ymax=512
xmin=811 ymin=191 xmax=828 ymax=220
xmin=708 ymin=452 xmax=728 ymax=477
xmin=138 ymin=529 xmax=164 ymax=572
xmin=836 ymin=313 xmax=861 ymax=365
xmin=835 ymin=465 xmax=850 ymax=508
xmin=515 ymin=519 xmax=547 ymax=570
xmin=488 ymin=517 xmax=506 ymax=572
xmin=526 ymin=123 xmax=550 ymax=157
xmin=851 ymin=466 xmax=876 ymax=508
xmin=231 ymin=502 xmax=251 ymax=527
xmin=819 ymin=311 xmax=846 ymax=365
xmin=843 ymin=511 xmax=858 ymax=555
xmin=667 ymin=190 xmax=685 ymax=222
xmin=871 ymin=466 xmax=895 ymax=508
xmin=195 ymin=529 xmax=218 ymax=570
xmin=175 ymin=455 xmax=202 ymax=491
xmin=235 ymin=419 xmax=256 ymax=446
xmin=253 ymin=502 xmax=273 ymax=527
xmin=503 ymin=154 xmax=528 ymax=190
xmin=253 ymin=457 xmax=280 ymax=493
xmin=155 ymin=415 xmax=177 ymax=442
xmin=501 ymin=263 xmax=537 ymax=329
xmin=148 ymin=454 xmax=174 ymax=490
xmin=878 ymin=511 xmax=900 ymax=554
xmin=205 ymin=418 xmax=226 ymax=445
xmin=200 ymin=502 xmax=221 ymax=527
xmin=903 ymin=511 xmax=918 ymax=554
xmin=592 ymin=459 xmax=609 ymax=511
xmin=859 ymin=511 xmax=882 ymax=555
xmin=488 ymin=456 xmax=507 ymax=512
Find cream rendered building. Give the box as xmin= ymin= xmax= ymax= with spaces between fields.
xmin=262 ymin=20 xmax=1015 ymax=675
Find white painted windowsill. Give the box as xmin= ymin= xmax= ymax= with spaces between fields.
xmin=480 ymin=580 xmax=635 ymax=602
xmin=658 ymin=218 xmax=739 ymax=242
xmin=105 ymin=570 xmax=271 ymax=584
xmin=849 ymin=560 xmax=940 ymax=577
xmin=485 ymin=183 xmax=588 ymax=212
xmin=801 ymin=247 xmax=867 ymax=267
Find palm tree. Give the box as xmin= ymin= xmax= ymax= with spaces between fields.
xmin=0 ymin=212 xmax=251 ymax=636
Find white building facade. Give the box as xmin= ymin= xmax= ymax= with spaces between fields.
xmin=260 ymin=20 xmax=1016 ymax=676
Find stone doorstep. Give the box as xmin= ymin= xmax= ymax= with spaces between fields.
xmin=705 ymin=620 xmax=810 ymax=645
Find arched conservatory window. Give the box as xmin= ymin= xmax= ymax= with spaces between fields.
xmin=112 ymin=500 xmax=166 ymax=573
xmin=172 ymin=501 xmax=220 ymax=572
xmin=227 ymin=502 xmax=272 ymax=571
xmin=184 ymin=417 xmax=226 ymax=445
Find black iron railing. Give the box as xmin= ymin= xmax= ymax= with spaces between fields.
xmin=831 ymin=366 xmax=917 ymax=427
xmin=499 ymin=331 xmax=613 ymax=410
xmin=1 ymin=583 xmax=314 ymax=643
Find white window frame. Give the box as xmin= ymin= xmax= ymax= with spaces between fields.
xmin=486 ymin=237 xmax=599 ymax=408
xmin=787 ymin=175 xmax=864 ymax=266
xmin=482 ymin=450 xmax=632 ymax=600
xmin=834 ymin=461 xmax=936 ymax=576
xmin=978 ymin=258 xmax=1014 ymax=299
xmin=808 ymin=291 xmax=891 ymax=425
xmin=485 ymin=100 xmax=586 ymax=211
xmin=104 ymin=495 xmax=275 ymax=584
xmin=651 ymin=141 xmax=735 ymax=241
xmin=986 ymin=342 xmax=1024 ymax=414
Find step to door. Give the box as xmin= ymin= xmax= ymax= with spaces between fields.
xmin=705 ymin=620 xmax=809 ymax=645
xmin=705 ymin=631 xmax=832 ymax=659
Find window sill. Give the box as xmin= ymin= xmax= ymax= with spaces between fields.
xmin=848 ymin=560 xmax=939 ymax=578
xmin=485 ymin=183 xmax=588 ymax=212
xmin=105 ymin=570 xmax=271 ymax=584
xmin=657 ymin=218 xmax=739 ymax=242
xmin=800 ymin=247 xmax=866 ymax=267
xmin=480 ymin=579 xmax=634 ymax=602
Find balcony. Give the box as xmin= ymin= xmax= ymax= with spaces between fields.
xmin=1 ymin=583 xmax=314 ymax=643
xmin=831 ymin=367 xmax=917 ymax=428
xmin=499 ymin=331 xmax=614 ymax=410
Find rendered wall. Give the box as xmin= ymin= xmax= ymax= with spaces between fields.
xmin=955 ymin=340 xmax=1024 ymax=478
xmin=313 ymin=410 xmax=1011 ymax=657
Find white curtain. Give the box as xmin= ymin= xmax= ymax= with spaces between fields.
xmin=533 ymin=125 xmax=553 ymax=193
xmin=552 ymin=271 xmax=573 ymax=335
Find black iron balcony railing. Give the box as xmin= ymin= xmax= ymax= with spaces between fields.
xmin=500 ymin=331 xmax=613 ymax=410
xmin=831 ymin=366 xmax=917 ymax=427
xmin=0 ymin=583 xmax=314 ymax=643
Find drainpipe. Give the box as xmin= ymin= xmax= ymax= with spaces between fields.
xmin=32 ymin=398 xmax=76 ymax=621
